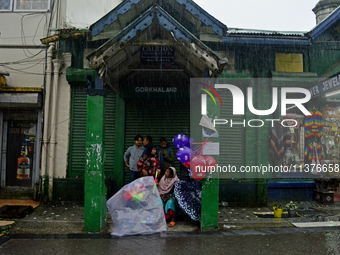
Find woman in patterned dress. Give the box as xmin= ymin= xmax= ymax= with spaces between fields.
xmin=137 ymin=143 xmax=160 ymax=177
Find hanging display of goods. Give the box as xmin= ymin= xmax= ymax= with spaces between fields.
xmin=304 ymin=142 xmax=324 ymax=163
xmin=305 ymin=109 xmax=324 ymax=139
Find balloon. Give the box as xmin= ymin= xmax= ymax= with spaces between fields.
xmin=173 ymin=134 xmax=190 ymax=148
xmin=190 ymin=155 xmax=206 ymax=181
xmin=184 ymin=162 xmax=190 ymax=169
xmin=123 ymin=193 xmax=132 ymax=201
xmin=204 ymin=156 xmax=216 ymax=170
xmin=132 ymin=194 xmax=140 ymax=202
xmin=191 ymin=167 xmax=206 ymax=181
xmin=176 ymin=146 xmax=192 ymax=163
xmin=137 ymin=193 xmax=143 ymax=200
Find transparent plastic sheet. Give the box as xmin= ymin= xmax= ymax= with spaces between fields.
xmin=107 ymin=176 xmax=167 ymax=236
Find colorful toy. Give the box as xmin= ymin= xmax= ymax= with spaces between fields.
xmin=204 ymin=156 xmax=217 ymax=169
xmin=176 ymin=146 xmax=192 ymax=163
xmin=122 ymin=180 xmax=146 ymax=202
xmin=190 ymin=155 xmax=207 ymax=181
xmin=155 ymin=171 xmax=158 ymax=184
xmin=173 ymin=134 xmax=190 ymax=148
xmin=153 ymin=171 xmax=158 ymax=193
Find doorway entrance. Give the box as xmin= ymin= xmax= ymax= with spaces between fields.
xmin=1 ymin=109 xmax=41 ymax=189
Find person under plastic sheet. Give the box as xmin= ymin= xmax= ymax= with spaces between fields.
xmin=137 ymin=143 xmax=160 ymax=177
xmin=157 ymin=167 xmax=180 ymax=227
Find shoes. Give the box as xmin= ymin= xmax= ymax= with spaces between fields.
xmin=168 ymin=221 xmax=176 ymax=227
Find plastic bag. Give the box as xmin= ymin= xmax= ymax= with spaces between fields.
xmin=107 ymin=176 xmax=166 ymax=236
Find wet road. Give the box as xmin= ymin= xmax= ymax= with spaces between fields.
xmin=0 ymin=229 xmax=339 ymax=255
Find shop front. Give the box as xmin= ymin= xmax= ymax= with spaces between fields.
xmin=307 ymin=73 xmax=340 ymax=203
xmin=0 ymin=89 xmax=42 ymax=192
xmin=267 ymin=73 xmax=340 ymax=203
xmin=82 ymin=4 xmax=226 ymax=193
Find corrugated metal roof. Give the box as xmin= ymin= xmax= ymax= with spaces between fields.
xmin=227 ymin=28 xmax=306 ymax=37
xmin=222 ymin=36 xmax=311 ymax=46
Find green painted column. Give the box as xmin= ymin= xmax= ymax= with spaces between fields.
xmin=257 ymin=79 xmax=271 ymax=205
xmin=259 ymin=78 xmax=271 ymax=167
xmin=113 ymin=94 xmax=125 ymax=191
xmin=246 ymin=78 xmax=269 ymax=205
xmin=201 ymin=170 xmax=219 ymax=230
xmin=201 ymin=90 xmax=219 ymax=231
xmin=245 ymin=79 xmax=257 ymax=169
xmin=84 ymin=95 xmax=107 ymax=232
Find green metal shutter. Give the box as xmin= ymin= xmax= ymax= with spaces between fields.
xmin=104 ymin=92 xmax=116 ymax=178
xmin=124 ymin=98 xmax=190 ymax=185
xmin=219 ymin=90 xmax=245 ymax=173
xmin=68 ymin=85 xmax=116 ymax=178
xmin=68 ymin=85 xmax=87 ymax=178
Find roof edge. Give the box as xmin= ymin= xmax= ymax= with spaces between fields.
xmin=308 ymin=5 xmax=340 ymax=40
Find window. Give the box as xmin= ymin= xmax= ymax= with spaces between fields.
xmin=275 ymin=53 xmax=303 ymax=73
xmin=0 ymin=0 xmax=12 ymax=11
xmin=0 ymin=0 xmax=49 ymax=11
xmin=15 ymin=0 xmax=49 ymax=11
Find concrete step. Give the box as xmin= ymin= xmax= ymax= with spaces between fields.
xmin=0 ymin=187 xmax=34 ymax=200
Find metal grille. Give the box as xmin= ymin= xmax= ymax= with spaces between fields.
xmin=124 ymin=98 xmax=190 ymax=185
xmin=218 ymin=89 xmax=245 ymax=172
xmin=68 ymin=86 xmax=116 ymax=178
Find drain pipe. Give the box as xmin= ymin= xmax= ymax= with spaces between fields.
xmin=41 ymin=43 xmax=55 ymax=178
xmin=47 ymin=59 xmax=62 ymax=200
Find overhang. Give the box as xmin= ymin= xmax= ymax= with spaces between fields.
xmin=87 ymin=5 xmax=226 ymax=92
xmin=308 ymin=5 xmax=340 ymax=40
xmin=0 ymin=93 xmax=42 ymax=108
xmin=90 ymin=0 xmax=226 ymax=39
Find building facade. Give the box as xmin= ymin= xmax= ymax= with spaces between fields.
xmin=0 ymin=0 xmax=122 ymax=199
xmin=1 ymin=0 xmax=340 ymax=205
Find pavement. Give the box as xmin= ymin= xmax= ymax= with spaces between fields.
xmin=218 ymin=201 xmax=340 ymax=231
xmin=1 ymin=200 xmax=340 ymax=235
xmin=1 ymin=227 xmax=340 ymax=255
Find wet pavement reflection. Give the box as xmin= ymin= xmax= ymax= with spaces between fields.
xmin=0 ymin=229 xmax=339 ymax=255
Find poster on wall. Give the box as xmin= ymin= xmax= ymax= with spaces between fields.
xmin=6 ymin=121 xmax=36 ymax=187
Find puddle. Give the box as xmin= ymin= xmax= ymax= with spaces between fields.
xmin=0 ymin=205 xmax=34 ymax=218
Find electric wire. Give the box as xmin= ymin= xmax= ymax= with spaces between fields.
xmin=0 ymin=53 xmax=45 ymax=65
xmin=2 ymin=67 xmax=45 ymax=75
xmin=1 ymin=1 xmax=57 ymax=83
xmin=2 ymin=57 xmax=44 ymax=71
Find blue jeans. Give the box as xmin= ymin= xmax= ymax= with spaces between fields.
xmin=130 ymin=170 xmax=141 ymax=182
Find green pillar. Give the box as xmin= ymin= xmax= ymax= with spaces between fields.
xmin=257 ymin=79 xmax=271 ymax=205
xmin=84 ymin=95 xmax=107 ymax=232
xmin=201 ymin=89 xmax=219 ymax=231
xmin=245 ymin=79 xmax=257 ymax=173
xmin=201 ymin=170 xmax=219 ymax=230
xmin=113 ymin=94 xmax=125 ymax=191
